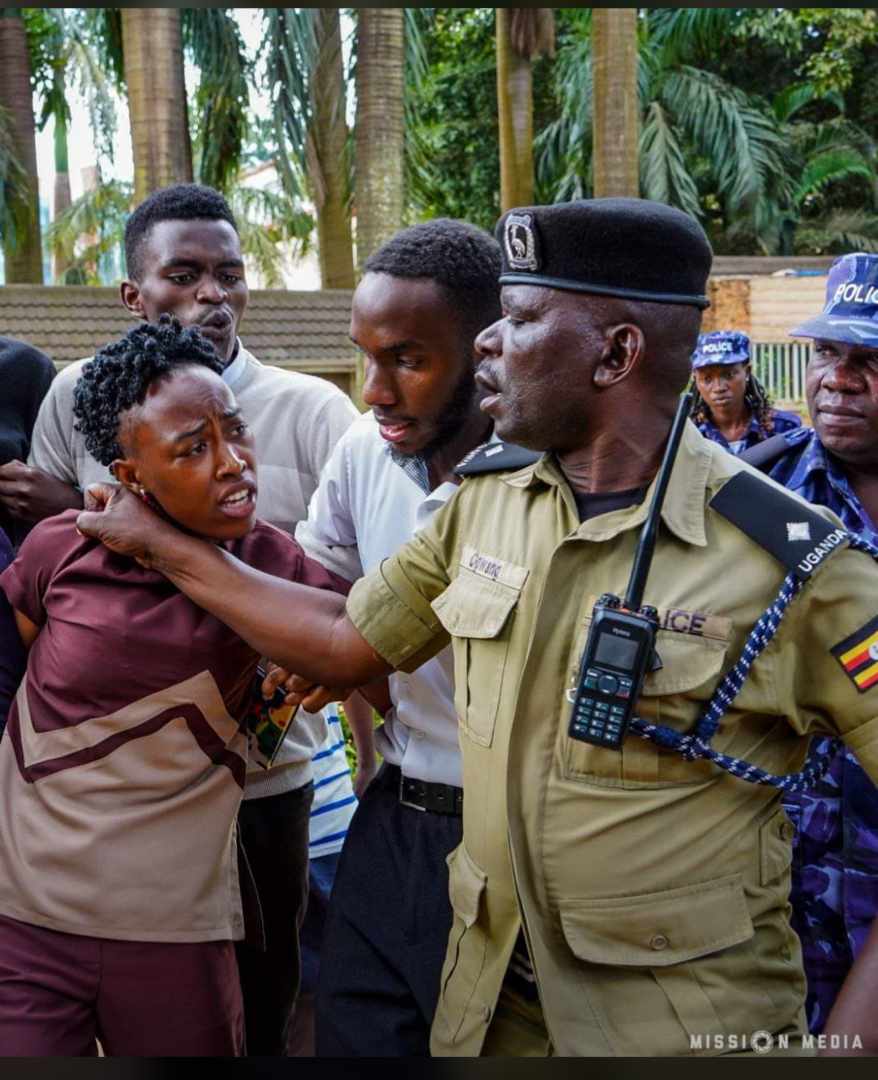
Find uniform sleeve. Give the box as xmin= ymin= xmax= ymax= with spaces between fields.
xmin=0 ymin=513 xmax=77 ymax=626
xmin=294 ymin=434 xmax=363 ymax=584
xmin=26 ymin=363 xmax=79 ymax=484
xmin=771 ymin=410 xmax=803 ymax=434
xmin=773 ymin=545 xmax=878 ymax=783
xmin=346 ymin=497 xmax=457 ymax=673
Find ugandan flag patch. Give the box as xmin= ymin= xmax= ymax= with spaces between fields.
xmin=831 ymin=615 xmax=878 ymax=693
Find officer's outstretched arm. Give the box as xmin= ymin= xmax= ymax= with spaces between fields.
xmin=77 ymin=486 xmax=392 ymax=688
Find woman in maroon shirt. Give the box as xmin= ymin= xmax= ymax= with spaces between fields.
xmin=0 ymin=317 xmax=345 ymax=1056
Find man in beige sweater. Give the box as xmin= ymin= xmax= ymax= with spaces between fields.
xmin=4 ymin=183 xmax=360 ymax=1055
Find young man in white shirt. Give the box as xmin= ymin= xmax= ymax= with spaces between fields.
xmin=295 ymin=219 xmax=513 ymax=1055
xmin=3 ymin=183 xmax=360 ymax=1055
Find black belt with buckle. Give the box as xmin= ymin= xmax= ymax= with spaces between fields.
xmin=399 ymin=774 xmax=463 ymax=816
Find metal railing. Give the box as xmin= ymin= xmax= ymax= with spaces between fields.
xmin=751 ymin=342 xmax=811 ymax=406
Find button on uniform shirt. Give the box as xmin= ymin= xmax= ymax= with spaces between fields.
xmin=27 ymin=341 xmax=360 ymax=799
xmin=296 ymin=410 xmax=467 ymax=788
xmin=0 ymin=511 xmax=345 ymax=943
xmin=345 ymin=420 xmax=878 ymax=1057
xmin=768 ymin=424 xmax=878 ymax=1032
xmin=696 ymin=408 xmax=801 ymax=455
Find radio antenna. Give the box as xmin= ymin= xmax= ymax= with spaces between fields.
xmin=623 ymin=393 xmax=693 ymax=612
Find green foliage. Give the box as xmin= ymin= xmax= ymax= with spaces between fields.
xmin=0 ymin=105 xmax=31 ymax=251
xmin=740 ymin=9 xmax=878 ymax=95
xmin=44 ymin=178 xmax=132 ymax=284
xmin=24 ymin=7 xmax=118 ymax=166
xmin=44 ymin=177 xmax=312 ymax=287
xmin=261 ymin=7 xmax=318 ymax=204
xmin=183 ymin=8 xmax=251 ymax=194
xmin=404 ymin=8 xmax=501 ymax=231
xmin=230 ymin=186 xmax=313 ymax=288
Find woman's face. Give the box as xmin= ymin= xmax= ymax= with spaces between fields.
xmin=113 ymin=365 xmax=257 ymax=542
xmin=694 ymin=362 xmax=749 ymax=415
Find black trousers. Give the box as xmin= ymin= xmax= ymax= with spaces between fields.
xmin=235 ymin=781 xmax=314 ymax=1056
xmin=316 ymin=764 xmax=463 ymax=1057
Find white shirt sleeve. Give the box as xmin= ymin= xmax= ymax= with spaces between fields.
xmin=26 ymin=363 xmax=81 ymax=486
xmin=295 ymin=428 xmax=364 ymax=583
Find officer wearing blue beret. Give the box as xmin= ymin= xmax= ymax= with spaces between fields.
xmin=745 ymin=252 xmax=878 ymax=1046
xmin=691 ymin=330 xmax=801 ymax=455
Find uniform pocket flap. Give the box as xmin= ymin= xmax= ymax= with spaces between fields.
xmin=432 ymin=570 xmax=521 ymax=640
xmin=641 ymin=632 xmax=729 ymax=696
xmin=446 ymin=843 xmax=487 ymax=928
xmin=559 ymin=874 xmax=753 ymax=967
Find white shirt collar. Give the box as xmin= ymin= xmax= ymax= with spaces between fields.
xmin=222 ymin=339 xmax=248 ymax=390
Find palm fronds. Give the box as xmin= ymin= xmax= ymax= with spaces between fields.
xmin=639 ymin=100 xmax=700 ymax=217
xmin=0 ymin=105 xmax=31 ymax=251
xmin=44 ymin=178 xmax=132 ymax=283
xmin=183 ymin=7 xmax=251 ymax=194
xmin=662 ymin=67 xmax=792 ymax=217
xmin=230 ymin=186 xmax=314 ymax=288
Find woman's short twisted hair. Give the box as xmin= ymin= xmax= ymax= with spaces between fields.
xmin=73 ymin=315 xmax=224 ymax=465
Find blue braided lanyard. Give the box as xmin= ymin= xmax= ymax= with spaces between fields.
xmin=629 ymin=532 xmax=878 ymax=793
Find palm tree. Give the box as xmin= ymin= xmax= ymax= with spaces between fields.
xmin=591 ymin=9 xmax=640 ymax=198
xmin=537 ymin=9 xmax=794 ymax=244
xmin=750 ymin=87 xmax=878 ymax=254
xmin=355 ymin=8 xmax=405 ymax=271
xmin=46 ymin=179 xmax=313 ymax=287
xmin=26 ymin=8 xmax=118 ymax=282
xmin=0 ymin=8 xmax=43 ymax=283
xmin=495 ymin=8 xmax=554 ymax=211
xmin=121 ymin=8 xmax=192 ymax=202
xmin=264 ymin=8 xmax=355 ymax=289
xmin=182 ymin=8 xmax=250 ymax=194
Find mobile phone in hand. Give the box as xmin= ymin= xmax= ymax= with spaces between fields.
xmin=242 ymin=665 xmax=299 ymax=769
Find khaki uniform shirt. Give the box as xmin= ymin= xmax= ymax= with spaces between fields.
xmin=347 ymin=422 xmax=878 ymax=1057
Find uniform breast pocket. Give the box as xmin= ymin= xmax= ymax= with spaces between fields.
xmin=564 ymin=630 xmax=730 ymax=787
xmin=432 ymin=566 xmax=524 ymax=748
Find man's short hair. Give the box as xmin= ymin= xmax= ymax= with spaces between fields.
xmin=124 ymin=183 xmax=239 ymax=281
xmin=364 ymin=218 xmax=502 ymax=343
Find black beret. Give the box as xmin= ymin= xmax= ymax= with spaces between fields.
xmin=496 ymin=197 xmax=713 ymax=309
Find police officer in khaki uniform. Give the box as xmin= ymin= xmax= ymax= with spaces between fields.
xmin=77 ymin=199 xmax=878 ymax=1057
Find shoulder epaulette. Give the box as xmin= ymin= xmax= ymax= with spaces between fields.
xmin=739 ymin=433 xmax=798 ymax=473
xmin=710 ymin=470 xmax=848 ymax=582
xmin=454 ymin=440 xmax=541 ymax=477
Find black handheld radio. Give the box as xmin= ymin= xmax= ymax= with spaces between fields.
xmin=566 ymin=393 xmax=693 ymax=750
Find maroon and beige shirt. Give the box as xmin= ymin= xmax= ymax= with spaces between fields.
xmin=0 ymin=510 xmax=343 ymax=943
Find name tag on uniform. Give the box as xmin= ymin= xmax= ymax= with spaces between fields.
xmin=461 ymin=545 xmax=529 ymax=590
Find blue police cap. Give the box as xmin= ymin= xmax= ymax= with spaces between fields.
xmin=791 ymin=252 xmax=878 ymax=348
xmin=691 ymin=330 xmax=751 ymax=369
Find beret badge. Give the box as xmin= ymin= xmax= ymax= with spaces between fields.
xmin=504 ymin=212 xmax=540 ymax=272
